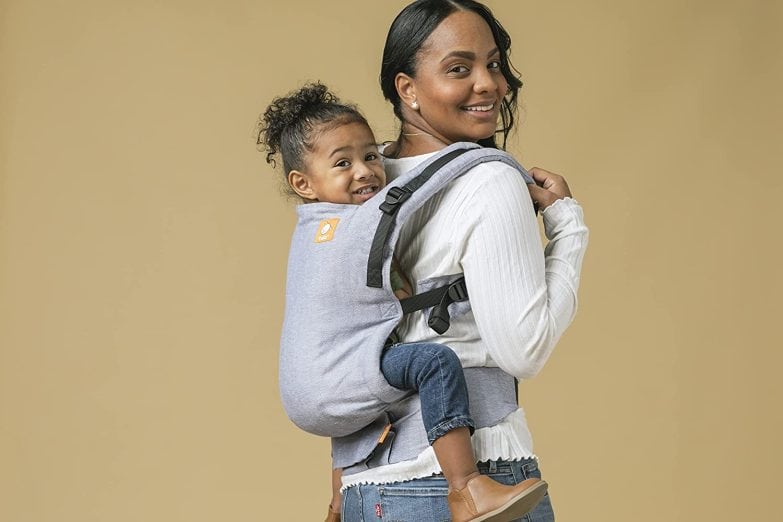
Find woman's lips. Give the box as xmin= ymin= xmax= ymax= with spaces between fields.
xmin=462 ymin=102 xmax=497 ymax=120
xmin=463 ymin=103 xmax=495 ymax=112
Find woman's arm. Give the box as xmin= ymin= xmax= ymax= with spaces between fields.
xmin=461 ymin=163 xmax=588 ymax=379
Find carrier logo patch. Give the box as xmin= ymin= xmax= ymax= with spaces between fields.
xmin=314 ymin=218 xmax=340 ymax=243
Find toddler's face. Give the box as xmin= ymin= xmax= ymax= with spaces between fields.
xmin=296 ymin=122 xmax=386 ymax=205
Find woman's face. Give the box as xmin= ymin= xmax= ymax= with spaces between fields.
xmin=402 ymin=10 xmax=509 ymax=144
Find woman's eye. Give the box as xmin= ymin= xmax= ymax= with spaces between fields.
xmin=448 ymin=65 xmax=469 ymax=74
xmin=488 ymin=60 xmax=501 ymax=70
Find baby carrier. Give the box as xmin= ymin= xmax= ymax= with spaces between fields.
xmin=279 ymin=142 xmax=534 ymax=437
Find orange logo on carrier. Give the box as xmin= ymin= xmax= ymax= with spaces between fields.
xmin=314 ymin=218 xmax=340 ymax=243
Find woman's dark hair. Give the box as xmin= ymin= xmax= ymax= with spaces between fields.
xmin=257 ymin=82 xmax=369 ymax=175
xmin=380 ymin=0 xmax=523 ymax=149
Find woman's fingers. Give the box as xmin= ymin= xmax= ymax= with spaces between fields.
xmin=527 ymin=183 xmax=554 ymax=210
xmin=529 ymin=167 xmax=552 ymax=187
xmin=527 ymin=167 xmax=573 ymax=210
xmin=529 ymin=167 xmax=572 ymax=195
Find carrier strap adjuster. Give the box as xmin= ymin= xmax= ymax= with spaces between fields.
xmin=447 ymin=279 xmax=468 ymax=302
xmin=379 ymin=186 xmax=412 ymax=215
xmin=399 ymin=276 xmax=469 ymax=335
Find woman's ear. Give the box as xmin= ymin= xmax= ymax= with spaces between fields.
xmin=395 ymin=72 xmax=417 ymax=107
xmin=288 ymin=170 xmax=317 ymax=201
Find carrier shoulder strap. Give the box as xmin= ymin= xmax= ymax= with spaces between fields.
xmin=366 ymin=148 xmax=468 ymax=288
xmin=366 ymin=147 xmax=472 ymax=335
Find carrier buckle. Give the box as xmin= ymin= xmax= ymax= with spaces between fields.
xmin=428 ymin=305 xmax=451 ymax=335
xmin=427 ymin=278 xmax=469 ymax=335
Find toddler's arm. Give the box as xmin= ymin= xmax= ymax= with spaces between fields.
xmin=391 ymin=256 xmax=413 ymax=300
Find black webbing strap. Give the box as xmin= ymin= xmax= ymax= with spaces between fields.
xmin=366 ymin=148 xmax=470 ymax=288
xmin=399 ymin=276 xmax=469 ymax=335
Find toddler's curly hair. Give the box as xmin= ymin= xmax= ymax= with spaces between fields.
xmin=257 ymin=82 xmax=369 ymax=176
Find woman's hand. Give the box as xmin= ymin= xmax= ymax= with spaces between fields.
xmin=527 ymin=167 xmax=572 ymax=212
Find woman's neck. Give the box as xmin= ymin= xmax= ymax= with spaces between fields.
xmin=386 ymin=124 xmax=450 ymax=159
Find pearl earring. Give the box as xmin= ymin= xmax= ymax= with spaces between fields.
xmin=411 ymin=100 xmax=419 ymax=110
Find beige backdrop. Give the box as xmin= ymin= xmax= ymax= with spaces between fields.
xmin=1 ymin=1 xmax=781 ymax=520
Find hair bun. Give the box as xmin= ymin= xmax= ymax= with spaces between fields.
xmin=259 ymin=83 xmax=338 ymax=166
xmin=268 ymin=82 xmax=336 ymax=130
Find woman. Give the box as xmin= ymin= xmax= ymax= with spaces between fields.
xmin=336 ymin=1 xmax=588 ymax=520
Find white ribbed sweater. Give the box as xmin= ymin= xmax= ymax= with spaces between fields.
xmin=342 ymin=151 xmax=589 ymax=489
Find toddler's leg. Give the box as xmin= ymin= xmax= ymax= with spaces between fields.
xmin=380 ymin=343 xmax=473 ymax=441
xmin=381 ymin=342 xmax=548 ymax=522
xmin=380 ymin=342 xmax=477 ymax=488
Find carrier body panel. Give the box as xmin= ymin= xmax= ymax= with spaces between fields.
xmin=279 ymin=143 xmax=533 ymax=437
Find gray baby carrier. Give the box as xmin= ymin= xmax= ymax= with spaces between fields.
xmin=279 ymin=142 xmax=534 ymax=437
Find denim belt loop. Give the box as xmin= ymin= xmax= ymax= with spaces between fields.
xmin=488 ymin=460 xmax=497 ymax=473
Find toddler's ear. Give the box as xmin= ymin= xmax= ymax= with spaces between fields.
xmin=288 ymin=170 xmax=317 ymax=201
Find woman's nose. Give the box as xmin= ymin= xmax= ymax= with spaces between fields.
xmin=473 ymin=67 xmax=497 ymax=94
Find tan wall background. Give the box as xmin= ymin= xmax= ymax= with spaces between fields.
xmin=1 ymin=1 xmax=781 ymax=520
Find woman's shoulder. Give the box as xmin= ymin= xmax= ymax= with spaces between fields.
xmin=449 ymin=159 xmax=530 ymax=201
xmin=462 ymin=158 xmax=527 ymax=183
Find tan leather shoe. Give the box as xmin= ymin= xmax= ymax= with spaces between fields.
xmin=323 ymin=505 xmax=341 ymax=522
xmin=447 ymin=475 xmax=548 ymax=522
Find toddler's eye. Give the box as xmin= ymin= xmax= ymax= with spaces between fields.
xmin=365 ymin=152 xmax=379 ymax=161
xmin=335 ymin=160 xmax=350 ymax=168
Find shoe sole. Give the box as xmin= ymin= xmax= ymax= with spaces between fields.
xmin=472 ymin=480 xmax=548 ymax=522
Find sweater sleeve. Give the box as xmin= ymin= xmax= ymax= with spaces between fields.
xmin=460 ymin=163 xmax=589 ymax=379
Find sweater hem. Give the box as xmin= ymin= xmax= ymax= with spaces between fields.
xmin=340 ymin=409 xmax=536 ymax=491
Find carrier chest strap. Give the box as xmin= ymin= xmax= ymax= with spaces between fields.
xmin=399 ymin=276 xmax=469 ymax=335
xmin=366 ymin=148 xmax=470 ymax=288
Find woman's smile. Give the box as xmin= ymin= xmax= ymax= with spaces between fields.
xmin=463 ymin=102 xmax=494 ymax=112
xmin=461 ymin=100 xmax=499 ymax=120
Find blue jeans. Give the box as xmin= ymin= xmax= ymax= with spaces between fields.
xmin=342 ymin=458 xmax=555 ymax=521
xmin=381 ymin=342 xmax=475 ymax=444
